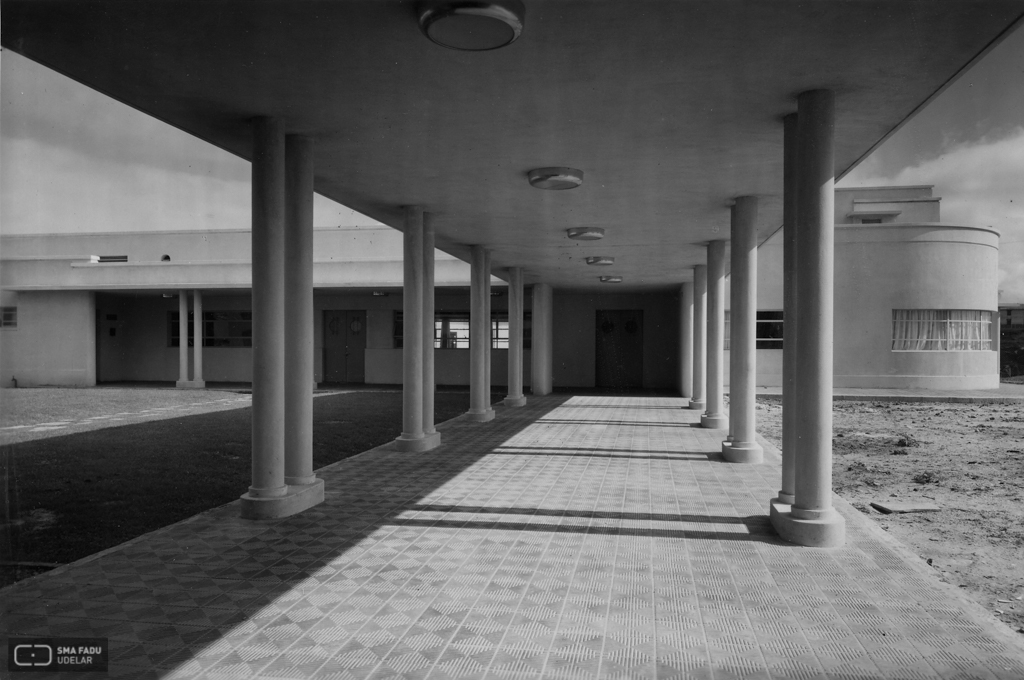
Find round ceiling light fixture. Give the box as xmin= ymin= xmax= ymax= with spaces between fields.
xmin=528 ymin=167 xmax=583 ymax=190
xmin=600 ymin=276 xmax=623 ymax=283
xmin=566 ymin=227 xmax=605 ymax=241
xmin=585 ymin=256 xmax=615 ymax=266
xmin=417 ymin=1 xmax=525 ymax=51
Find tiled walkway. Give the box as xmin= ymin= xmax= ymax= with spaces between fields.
xmin=4 ymin=395 xmax=1024 ymax=679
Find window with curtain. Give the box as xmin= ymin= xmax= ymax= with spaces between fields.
xmin=393 ymin=311 xmax=532 ymax=350
xmin=892 ymin=310 xmax=992 ymax=351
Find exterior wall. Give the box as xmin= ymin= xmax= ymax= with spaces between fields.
xmin=552 ymin=291 xmax=678 ymax=389
xmin=739 ymin=219 xmax=998 ymax=390
xmin=835 ymin=185 xmax=940 ymax=225
xmin=832 ymin=223 xmax=998 ymax=389
xmin=86 ymin=289 xmax=533 ymax=387
xmin=0 ymin=290 xmax=96 ymax=386
xmin=0 ymin=227 xmax=476 ymax=292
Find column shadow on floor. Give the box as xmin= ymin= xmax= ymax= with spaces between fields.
xmin=2 ymin=392 xmax=781 ymax=675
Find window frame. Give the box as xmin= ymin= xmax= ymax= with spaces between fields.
xmin=891 ymin=309 xmax=994 ymax=352
xmin=0 ymin=306 xmax=17 ymax=329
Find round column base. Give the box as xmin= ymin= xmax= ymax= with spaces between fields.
xmin=394 ymin=431 xmax=442 ymax=452
xmin=240 ymin=478 xmax=324 ymax=520
xmin=700 ymin=413 xmax=728 ymax=429
xmin=175 ymin=380 xmax=206 ymax=389
xmin=773 ymin=491 xmax=796 ymax=505
xmin=770 ymin=500 xmax=845 ymax=548
xmin=464 ymin=409 xmax=496 ymax=422
xmin=688 ymin=398 xmax=706 ymax=411
xmin=721 ymin=440 xmax=763 ymax=464
xmin=503 ymin=396 xmax=528 ymax=408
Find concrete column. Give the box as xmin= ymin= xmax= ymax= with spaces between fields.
xmin=396 ymin=206 xmax=441 ymax=450
xmin=679 ymin=282 xmax=693 ymax=399
xmin=771 ymin=89 xmax=845 ymax=548
xmin=423 ymin=213 xmax=438 ymax=436
xmin=176 ymin=290 xmax=188 ymax=386
xmin=689 ymin=267 xmax=707 ymax=410
xmin=192 ymin=291 xmax=205 ymax=386
xmin=531 ymin=283 xmax=553 ymax=396
xmin=283 ymin=135 xmax=320 ymax=492
xmin=701 ymin=241 xmax=727 ymax=428
xmin=504 ymin=267 xmax=527 ymax=407
xmin=467 ymin=245 xmax=495 ymax=421
xmin=484 ymin=250 xmax=493 ymax=410
xmin=722 ymin=197 xmax=762 ymax=463
xmin=776 ymin=113 xmax=799 ymax=506
xmin=240 ymin=122 xmax=325 ymax=519
xmin=243 ymin=117 xmax=288 ymax=508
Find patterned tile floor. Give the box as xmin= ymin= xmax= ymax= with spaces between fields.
xmin=4 ymin=394 xmax=1024 ymax=679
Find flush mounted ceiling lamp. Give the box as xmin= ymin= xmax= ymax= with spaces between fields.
xmin=417 ymin=1 xmax=525 ymax=51
xmin=585 ymin=256 xmax=615 ymax=266
xmin=600 ymin=276 xmax=623 ymax=283
xmin=528 ymin=167 xmax=583 ymax=190
xmin=566 ymin=227 xmax=605 ymax=241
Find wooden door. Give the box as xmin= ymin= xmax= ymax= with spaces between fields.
xmin=323 ymin=310 xmax=366 ymax=383
xmin=595 ymin=309 xmax=644 ymax=389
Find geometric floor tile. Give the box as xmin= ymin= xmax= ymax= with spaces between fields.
xmin=3 ymin=394 xmax=1023 ymax=679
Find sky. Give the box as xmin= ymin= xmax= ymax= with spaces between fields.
xmin=838 ymin=24 xmax=1024 ymax=303
xmin=1 ymin=23 xmax=1022 ymax=299
xmin=0 ymin=50 xmax=382 ymax=234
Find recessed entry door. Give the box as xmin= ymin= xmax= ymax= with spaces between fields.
xmin=595 ymin=309 xmax=644 ymax=389
xmin=323 ymin=310 xmax=367 ymax=383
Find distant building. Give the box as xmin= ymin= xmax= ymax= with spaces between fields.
xmin=730 ymin=185 xmax=999 ymax=390
xmin=999 ymin=303 xmax=1024 ymax=377
xmin=1 ymin=186 xmax=999 ymax=391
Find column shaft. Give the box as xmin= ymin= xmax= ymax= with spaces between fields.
xmin=722 ymin=197 xmax=762 ymax=463
xmin=248 ymin=117 xmax=287 ymax=499
xmin=689 ymin=267 xmax=707 ymax=410
xmin=423 ymin=214 xmax=437 ymax=435
xmin=794 ymin=90 xmax=836 ymax=516
xmin=192 ymin=291 xmax=204 ymax=385
xmin=284 ymin=135 xmax=316 ymax=485
xmin=771 ymin=89 xmax=845 ymax=547
xmin=400 ymin=207 xmax=425 ymax=439
xmin=177 ymin=291 xmax=188 ymax=385
xmin=680 ymin=282 xmax=694 ymax=399
xmin=779 ymin=113 xmax=799 ymax=504
xmin=467 ymin=246 xmax=495 ymax=420
xmin=531 ymin=283 xmax=553 ymax=396
xmin=504 ymin=267 xmax=527 ymax=407
xmin=701 ymin=242 xmax=727 ymax=428
xmin=484 ymin=250 xmax=492 ymax=408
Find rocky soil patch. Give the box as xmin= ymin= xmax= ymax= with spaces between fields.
xmin=757 ymin=398 xmax=1024 ymax=634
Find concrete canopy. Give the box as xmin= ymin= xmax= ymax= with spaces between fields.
xmin=3 ymin=1 xmax=1022 ymax=292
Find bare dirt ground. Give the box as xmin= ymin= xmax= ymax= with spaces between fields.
xmin=757 ymin=397 xmax=1024 ymax=635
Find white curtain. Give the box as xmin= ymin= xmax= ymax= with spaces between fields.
xmin=947 ymin=310 xmax=991 ymax=350
xmin=893 ymin=310 xmax=992 ymax=350
xmin=892 ymin=309 xmax=945 ymax=350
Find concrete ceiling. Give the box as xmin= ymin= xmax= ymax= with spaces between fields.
xmin=3 ymin=1 xmax=1023 ymax=292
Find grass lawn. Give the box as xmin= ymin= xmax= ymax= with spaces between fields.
xmin=1 ymin=389 xmax=497 ymax=587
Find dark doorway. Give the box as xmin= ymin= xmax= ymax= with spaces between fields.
xmin=323 ymin=310 xmax=367 ymax=383
xmin=595 ymin=309 xmax=644 ymax=389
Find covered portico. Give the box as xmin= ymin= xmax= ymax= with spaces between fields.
xmin=4 ymin=1 xmax=1021 ymax=547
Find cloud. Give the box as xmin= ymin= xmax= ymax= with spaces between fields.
xmin=841 ymin=127 xmax=1024 ymax=303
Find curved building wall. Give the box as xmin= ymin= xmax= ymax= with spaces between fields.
xmin=833 ymin=223 xmax=999 ymax=389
